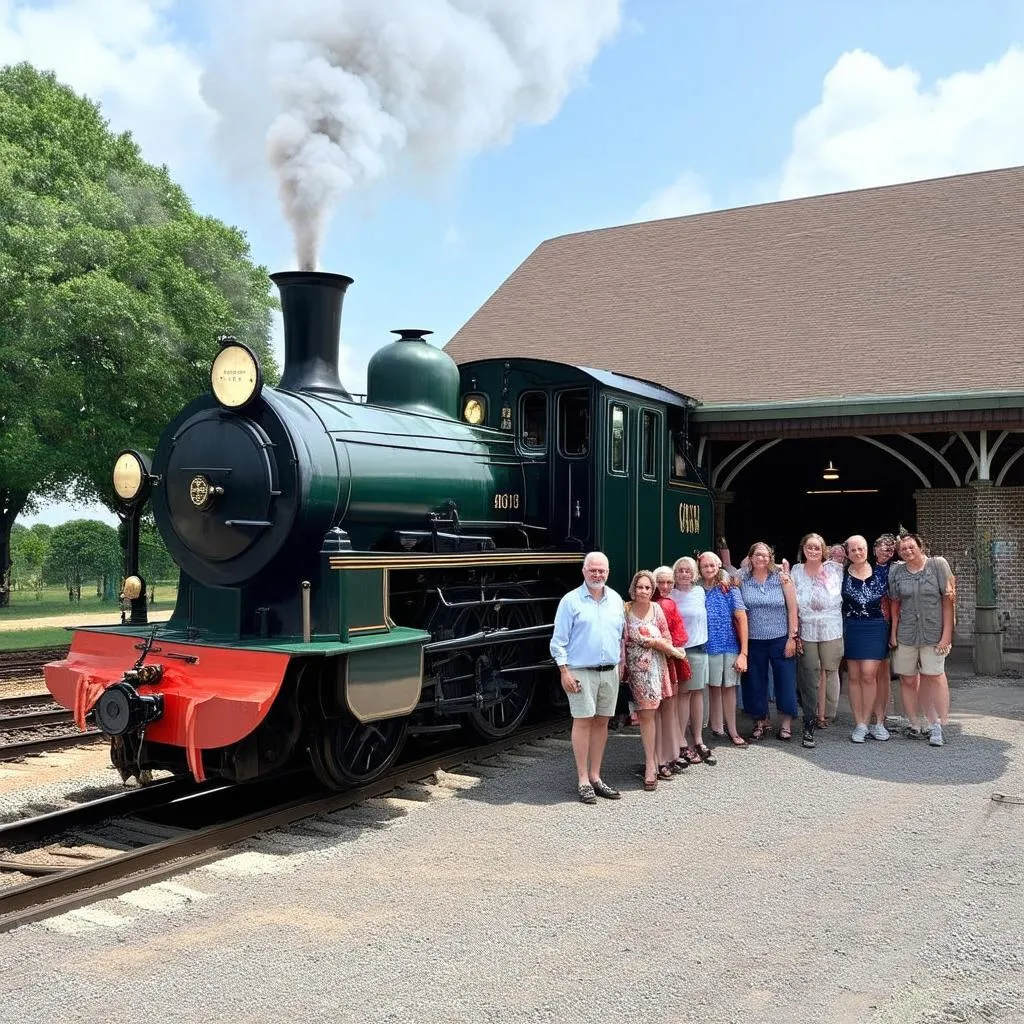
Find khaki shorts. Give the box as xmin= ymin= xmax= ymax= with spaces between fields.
xmin=565 ymin=666 xmax=620 ymax=719
xmin=893 ymin=643 xmax=947 ymax=677
xmin=707 ymin=653 xmax=741 ymax=688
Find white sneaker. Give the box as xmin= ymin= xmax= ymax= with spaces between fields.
xmin=851 ymin=723 xmax=869 ymax=743
xmin=929 ymin=723 xmax=944 ymax=747
xmin=868 ymin=722 xmax=890 ymax=741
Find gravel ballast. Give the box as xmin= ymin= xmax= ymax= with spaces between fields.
xmin=0 ymin=676 xmax=1021 ymax=1024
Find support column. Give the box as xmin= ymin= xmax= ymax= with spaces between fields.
xmin=972 ymin=481 xmax=1003 ymax=676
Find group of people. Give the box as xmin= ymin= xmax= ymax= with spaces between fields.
xmin=550 ymin=533 xmax=956 ymax=804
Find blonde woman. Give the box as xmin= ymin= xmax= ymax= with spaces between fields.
xmin=842 ymin=535 xmax=889 ymax=743
xmin=699 ymin=551 xmax=748 ymax=747
xmin=671 ymin=556 xmax=714 ymax=764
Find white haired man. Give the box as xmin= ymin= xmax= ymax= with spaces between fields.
xmin=550 ymin=551 xmax=625 ymax=804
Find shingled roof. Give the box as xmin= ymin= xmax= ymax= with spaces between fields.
xmin=445 ymin=167 xmax=1024 ymax=407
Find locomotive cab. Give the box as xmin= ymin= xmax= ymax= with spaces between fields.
xmin=455 ymin=358 xmax=712 ymax=594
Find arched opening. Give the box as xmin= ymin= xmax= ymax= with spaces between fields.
xmin=722 ymin=436 xmax=920 ymax=562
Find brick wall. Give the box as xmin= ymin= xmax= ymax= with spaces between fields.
xmin=915 ymin=485 xmax=1024 ymax=649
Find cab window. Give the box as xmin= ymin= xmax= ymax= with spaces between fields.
xmin=641 ymin=409 xmax=659 ymax=480
xmin=671 ymin=431 xmax=689 ymax=481
xmin=609 ymin=404 xmax=627 ymax=474
xmin=519 ymin=392 xmax=547 ymax=450
xmin=559 ymin=391 xmax=590 ymax=457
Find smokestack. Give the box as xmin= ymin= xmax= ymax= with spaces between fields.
xmin=271 ymin=271 xmax=353 ymax=397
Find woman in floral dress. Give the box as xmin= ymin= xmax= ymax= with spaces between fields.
xmin=623 ymin=570 xmax=686 ymax=791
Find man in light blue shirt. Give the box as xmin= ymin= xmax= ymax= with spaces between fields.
xmin=550 ymin=551 xmax=625 ymax=804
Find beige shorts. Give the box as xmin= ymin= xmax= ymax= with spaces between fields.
xmin=893 ymin=643 xmax=947 ymax=677
xmin=565 ymin=666 xmax=620 ymax=719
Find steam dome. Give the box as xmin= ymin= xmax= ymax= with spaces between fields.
xmin=366 ymin=330 xmax=459 ymax=419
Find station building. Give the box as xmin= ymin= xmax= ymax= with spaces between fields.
xmin=445 ymin=166 xmax=1024 ymax=657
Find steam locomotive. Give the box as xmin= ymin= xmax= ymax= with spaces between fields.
xmin=44 ymin=271 xmax=713 ymax=789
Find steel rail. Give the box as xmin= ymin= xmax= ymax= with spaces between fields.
xmin=0 ymin=731 xmax=102 ymax=761
xmin=0 ymin=709 xmax=74 ymax=731
xmin=0 ymin=718 xmax=568 ymax=933
xmin=0 ymin=694 xmax=59 ymax=714
xmin=0 ymin=776 xmax=206 ymax=847
xmin=0 ymin=647 xmax=69 ymax=682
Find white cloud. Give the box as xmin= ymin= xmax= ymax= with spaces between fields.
xmin=779 ymin=46 xmax=1024 ymax=199
xmin=442 ymin=224 xmax=463 ymax=248
xmin=0 ymin=0 xmax=214 ymax=175
xmin=633 ymin=171 xmax=713 ymax=222
xmin=635 ymin=45 xmax=1024 ymax=226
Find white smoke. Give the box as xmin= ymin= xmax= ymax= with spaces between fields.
xmin=202 ymin=0 xmax=622 ymax=269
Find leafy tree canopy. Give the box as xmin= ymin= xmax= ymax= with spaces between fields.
xmin=0 ymin=62 xmax=278 ymax=601
xmin=42 ymin=518 xmax=121 ymax=598
xmin=9 ymin=521 xmax=49 ymax=588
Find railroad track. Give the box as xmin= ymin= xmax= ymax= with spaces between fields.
xmin=0 ymin=718 xmax=569 ymax=932
xmin=0 ymin=646 xmax=68 ymax=682
xmin=0 ymin=692 xmax=98 ymax=761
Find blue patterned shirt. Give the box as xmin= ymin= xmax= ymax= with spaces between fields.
xmin=842 ymin=563 xmax=889 ymax=619
xmin=738 ymin=572 xmax=790 ymax=641
xmin=704 ymin=585 xmax=746 ymax=655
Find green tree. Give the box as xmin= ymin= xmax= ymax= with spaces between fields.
xmin=42 ymin=519 xmax=121 ymax=602
xmin=9 ymin=521 xmax=50 ymax=591
xmin=0 ymin=63 xmax=278 ymax=605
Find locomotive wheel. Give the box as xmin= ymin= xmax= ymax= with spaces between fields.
xmin=309 ymin=715 xmax=408 ymax=790
xmin=459 ymin=597 xmax=538 ymax=741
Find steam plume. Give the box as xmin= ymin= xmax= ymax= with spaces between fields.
xmin=203 ymin=0 xmax=622 ymax=269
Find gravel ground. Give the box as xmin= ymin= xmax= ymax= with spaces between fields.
xmin=0 ymin=676 xmax=1021 ymax=1024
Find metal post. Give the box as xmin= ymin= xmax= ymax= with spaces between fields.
xmin=301 ymin=581 xmax=312 ymax=643
xmin=973 ymin=517 xmax=1003 ymax=676
xmin=124 ymin=509 xmax=148 ymax=626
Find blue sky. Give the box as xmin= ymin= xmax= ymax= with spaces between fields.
xmin=3 ymin=0 xmax=1023 ymax=525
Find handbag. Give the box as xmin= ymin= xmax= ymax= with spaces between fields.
xmin=677 ymin=655 xmax=692 ymax=683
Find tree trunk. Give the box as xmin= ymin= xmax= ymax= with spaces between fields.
xmin=0 ymin=490 xmax=30 ymax=610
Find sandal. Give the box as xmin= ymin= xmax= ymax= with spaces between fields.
xmin=776 ymin=728 xmax=793 ymax=742
xmin=729 ymin=734 xmax=749 ymax=747
xmin=816 ymin=716 xmax=828 ymax=729
xmin=710 ymin=729 xmax=728 ymax=740
xmin=657 ymin=764 xmax=674 ymax=780
xmin=670 ymin=760 xmax=688 ymax=774
xmin=643 ymin=776 xmax=658 ymax=792
xmin=695 ymin=743 xmax=718 ymax=765
xmin=750 ymin=720 xmax=770 ymax=741
xmin=682 ymin=747 xmax=702 ymax=765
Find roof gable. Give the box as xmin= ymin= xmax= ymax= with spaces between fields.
xmin=446 ymin=166 xmax=1024 ymax=407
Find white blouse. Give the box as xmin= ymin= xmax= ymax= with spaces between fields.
xmin=671 ymin=586 xmax=708 ymax=647
xmin=791 ymin=561 xmax=843 ymax=642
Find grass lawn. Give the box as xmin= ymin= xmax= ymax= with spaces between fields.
xmin=0 ymin=583 xmax=179 ymax=621
xmin=0 ymin=627 xmax=75 ymax=651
